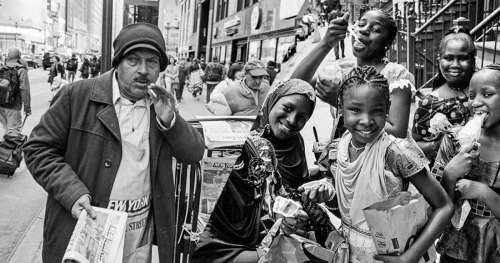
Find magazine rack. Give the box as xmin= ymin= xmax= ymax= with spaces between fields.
xmin=174 ymin=117 xmax=254 ymax=263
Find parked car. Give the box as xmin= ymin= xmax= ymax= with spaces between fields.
xmin=21 ymin=55 xmax=41 ymax=68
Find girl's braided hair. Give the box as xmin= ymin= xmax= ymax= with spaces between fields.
xmin=338 ymin=66 xmax=390 ymax=110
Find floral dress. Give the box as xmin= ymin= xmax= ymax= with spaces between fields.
xmin=432 ymin=134 xmax=500 ymax=263
xmin=413 ymin=94 xmax=471 ymax=141
xmin=333 ymin=132 xmax=428 ymax=263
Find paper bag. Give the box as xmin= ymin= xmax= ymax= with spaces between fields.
xmin=363 ymin=192 xmax=437 ymax=262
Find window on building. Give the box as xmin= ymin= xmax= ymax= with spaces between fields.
xmin=248 ymin=40 xmax=261 ymax=61
xmin=261 ymin=38 xmax=277 ymax=64
xmin=217 ymin=0 xmax=229 ymax=21
xmin=124 ymin=4 xmax=158 ymax=26
xmin=245 ymin=0 xmax=251 ymax=8
xmin=237 ymin=0 xmax=244 ymax=11
xmin=276 ymin=36 xmax=295 ymax=63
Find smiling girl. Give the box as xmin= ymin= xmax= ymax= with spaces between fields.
xmin=334 ymin=66 xmax=453 ymax=263
xmin=292 ymin=9 xmax=414 ymax=138
xmin=412 ymin=26 xmax=475 ymax=163
xmin=192 ymin=79 xmax=335 ymax=263
xmin=433 ymin=64 xmax=500 ymax=263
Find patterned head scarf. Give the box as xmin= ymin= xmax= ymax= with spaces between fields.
xmin=251 ymin=78 xmax=316 ymax=189
xmin=252 ymin=78 xmax=316 ymax=132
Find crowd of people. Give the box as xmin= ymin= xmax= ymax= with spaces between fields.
xmin=191 ymin=8 xmax=499 ymax=263
xmin=8 ymin=6 xmax=499 ymax=263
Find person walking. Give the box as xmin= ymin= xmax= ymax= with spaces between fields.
xmin=176 ymin=58 xmax=188 ymax=102
xmin=23 ymin=23 xmax=205 ymax=263
xmin=80 ymin=57 xmax=90 ymax=79
xmin=66 ymin=54 xmax=78 ymax=82
xmin=0 ymin=48 xmax=31 ymax=138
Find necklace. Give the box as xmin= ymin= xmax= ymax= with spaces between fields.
xmin=350 ymin=140 xmax=365 ymax=152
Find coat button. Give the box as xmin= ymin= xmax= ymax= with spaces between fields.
xmin=104 ymin=160 xmax=112 ymax=168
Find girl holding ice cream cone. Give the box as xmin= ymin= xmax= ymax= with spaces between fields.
xmin=434 ymin=64 xmax=500 ymax=263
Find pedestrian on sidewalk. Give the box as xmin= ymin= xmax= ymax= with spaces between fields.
xmin=176 ymin=58 xmax=188 ymax=102
xmin=203 ymin=60 xmax=225 ymax=103
xmin=90 ymin=55 xmax=100 ymax=78
xmin=207 ymin=60 xmax=269 ymax=116
xmin=23 ymin=23 xmax=205 ymax=263
xmin=66 ymin=54 xmax=78 ymax=82
xmin=80 ymin=57 xmax=90 ymax=79
xmin=0 ymin=47 xmax=31 ymax=138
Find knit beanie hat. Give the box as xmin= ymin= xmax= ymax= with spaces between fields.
xmin=112 ymin=23 xmax=168 ymax=71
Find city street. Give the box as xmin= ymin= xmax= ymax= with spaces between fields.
xmin=0 ymin=66 xmax=336 ymax=263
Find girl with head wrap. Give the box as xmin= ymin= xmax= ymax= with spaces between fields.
xmin=192 ymin=79 xmax=335 ymax=263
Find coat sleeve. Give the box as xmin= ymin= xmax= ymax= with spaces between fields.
xmin=158 ymin=113 xmax=205 ymax=163
xmin=23 ymin=86 xmax=90 ymax=212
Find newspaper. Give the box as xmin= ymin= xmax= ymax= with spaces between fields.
xmin=63 ymin=207 xmax=128 ymax=263
xmin=198 ymin=152 xmax=241 ymax=232
xmin=197 ymin=116 xmax=255 ymax=149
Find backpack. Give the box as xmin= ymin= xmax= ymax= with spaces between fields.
xmin=204 ymin=63 xmax=224 ymax=82
xmin=67 ymin=59 xmax=77 ymax=71
xmin=0 ymin=66 xmax=20 ymax=106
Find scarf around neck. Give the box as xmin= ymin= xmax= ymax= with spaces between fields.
xmin=335 ymin=130 xmax=393 ymax=226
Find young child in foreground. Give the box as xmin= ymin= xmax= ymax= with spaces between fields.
xmin=333 ymin=66 xmax=453 ymax=262
xmin=433 ymin=64 xmax=500 ymax=263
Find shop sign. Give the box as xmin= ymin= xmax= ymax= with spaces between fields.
xmin=224 ymin=16 xmax=241 ymax=29
xmin=225 ymin=28 xmax=238 ymax=36
xmin=251 ymin=6 xmax=261 ymax=30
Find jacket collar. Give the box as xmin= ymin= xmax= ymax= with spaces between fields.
xmin=90 ymin=69 xmax=115 ymax=104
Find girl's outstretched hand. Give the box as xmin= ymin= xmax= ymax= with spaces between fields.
xmin=456 ymin=179 xmax=488 ymax=200
xmin=321 ymin=12 xmax=350 ymax=48
xmin=298 ymin=178 xmax=335 ymax=203
xmin=443 ymin=142 xmax=480 ymax=182
xmin=280 ymin=209 xmax=309 ymax=236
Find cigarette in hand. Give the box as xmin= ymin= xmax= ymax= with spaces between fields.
xmin=148 ymin=87 xmax=158 ymax=100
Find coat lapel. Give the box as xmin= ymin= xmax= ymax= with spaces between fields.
xmin=149 ymin=107 xmax=163 ymax=186
xmin=90 ymin=70 xmax=121 ymax=142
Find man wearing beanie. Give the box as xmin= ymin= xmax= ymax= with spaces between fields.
xmin=0 ymin=48 xmax=31 ymax=138
xmin=24 ymin=23 xmax=204 ymax=263
xmin=207 ymin=59 xmax=270 ymax=115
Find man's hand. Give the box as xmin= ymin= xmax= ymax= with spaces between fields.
xmin=148 ymin=84 xmax=176 ymax=126
xmin=71 ymin=194 xmax=96 ymax=220
xmin=298 ymin=178 xmax=335 ymax=203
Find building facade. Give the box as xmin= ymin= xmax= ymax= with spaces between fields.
xmin=158 ymin=0 xmax=181 ymax=56
xmin=0 ymin=0 xmax=47 ymax=54
xmin=178 ymin=0 xmax=313 ymax=63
